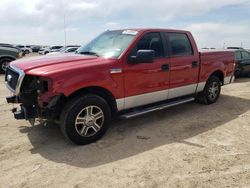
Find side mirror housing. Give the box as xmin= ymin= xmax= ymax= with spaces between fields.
xmin=129 ymin=50 xmax=155 ymax=64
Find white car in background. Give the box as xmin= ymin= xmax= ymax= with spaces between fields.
xmin=38 ymin=46 xmax=63 ymax=55
xmin=47 ymin=46 xmax=80 ymax=55
xmin=15 ymin=45 xmax=32 ymax=54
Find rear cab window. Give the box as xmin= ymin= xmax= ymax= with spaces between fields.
xmin=166 ymin=33 xmax=193 ymax=57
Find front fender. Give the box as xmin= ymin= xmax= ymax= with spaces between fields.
xmin=51 ymin=68 xmax=124 ymax=100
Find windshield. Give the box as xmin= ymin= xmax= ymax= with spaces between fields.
xmin=77 ymin=30 xmax=138 ymax=58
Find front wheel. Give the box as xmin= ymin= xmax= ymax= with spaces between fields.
xmin=60 ymin=95 xmax=111 ymax=145
xmin=196 ymin=76 xmax=221 ymax=104
xmin=0 ymin=58 xmax=13 ymax=73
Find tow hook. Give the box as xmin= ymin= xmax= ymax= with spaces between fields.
xmin=12 ymin=107 xmax=25 ymax=120
xmin=11 ymin=105 xmax=37 ymax=120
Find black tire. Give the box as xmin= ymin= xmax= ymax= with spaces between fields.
xmin=196 ymin=76 xmax=221 ymax=105
xmin=0 ymin=58 xmax=13 ymax=73
xmin=44 ymin=51 xmax=49 ymax=55
xmin=60 ymin=95 xmax=111 ymax=145
xmin=234 ymin=69 xmax=241 ymax=78
xmin=25 ymin=50 xmax=30 ymax=54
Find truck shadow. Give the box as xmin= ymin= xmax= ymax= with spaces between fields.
xmin=19 ymin=94 xmax=250 ymax=168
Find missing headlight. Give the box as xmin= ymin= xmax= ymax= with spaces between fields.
xmin=21 ymin=75 xmax=39 ymax=92
xmin=20 ymin=75 xmax=51 ymax=93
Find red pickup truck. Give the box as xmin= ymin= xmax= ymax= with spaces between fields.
xmin=5 ymin=29 xmax=235 ymax=144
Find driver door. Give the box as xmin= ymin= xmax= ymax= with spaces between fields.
xmin=123 ymin=32 xmax=170 ymax=110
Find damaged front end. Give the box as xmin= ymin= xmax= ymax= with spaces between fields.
xmin=5 ymin=65 xmax=64 ymax=123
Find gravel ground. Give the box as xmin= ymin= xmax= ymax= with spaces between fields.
xmin=0 ymin=56 xmax=250 ymax=187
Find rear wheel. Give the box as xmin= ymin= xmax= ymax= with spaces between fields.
xmin=196 ymin=76 xmax=221 ymax=104
xmin=234 ymin=69 xmax=241 ymax=78
xmin=0 ymin=58 xmax=13 ymax=73
xmin=25 ymin=50 xmax=30 ymax=54
xmin=60 ymin=95 xmax=111 ymax=145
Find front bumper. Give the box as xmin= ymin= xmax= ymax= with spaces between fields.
xmin=6 ymin=94 xmax=64 ymax=120
xmin=11 ymin=105 xmax=37 ymax=120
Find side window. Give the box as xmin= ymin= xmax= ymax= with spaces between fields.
xmin=235 ymin=51 xmax=242 ymax=60
xmin=130 ymin=32 xmax=164 ymax=58
xmin=242 ymin=51 xmax=250 ymax=59
xmin=68 ymin=48 xmax=76 ymax=52
xmin=167 ymin=33 xmax=193 ymax=56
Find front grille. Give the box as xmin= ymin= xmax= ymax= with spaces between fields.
xmin=5 ymin=67 xmax=20 ymax=91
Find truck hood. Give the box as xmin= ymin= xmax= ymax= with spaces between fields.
xmin=11 ymin=53 xmax=114 ymax=75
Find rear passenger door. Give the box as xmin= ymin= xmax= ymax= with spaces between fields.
xmin=165 ymin=32 xmax=200 ymax=99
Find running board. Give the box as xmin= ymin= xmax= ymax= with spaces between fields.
xmin=120 ymin=97 xmax=195 ymax=119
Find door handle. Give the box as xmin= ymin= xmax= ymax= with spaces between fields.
xmin=192 ymin=61 xmax=198 ymax=68
xmin=161 ymin=64 xmax=169 ymax=71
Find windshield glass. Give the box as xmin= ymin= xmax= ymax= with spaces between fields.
xmin=77 ymin=30 xmax=138 ymax=58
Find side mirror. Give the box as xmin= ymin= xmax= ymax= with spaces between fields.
xmin=129 ymin=50 xmax=155 ymax=64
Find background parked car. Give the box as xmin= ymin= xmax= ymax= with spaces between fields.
xmin=0 ymin=43 xmax=23 ymax=52
xmin=31 ymin=45 xmax=41 ymax=52
xmin=15 ymin=45 xmax=32 ymax=54
xmin=47 ymin=46 xmax=80 ymax=55
xmin=38 ymin=46 xmax=63 ymax=55
xmin=227 ymin=47 xmax=244 ymax=50
xmin=234 ymin=49 xmax=250 ymax=77
xmin=0 ymin=46 xmax=22 ymax=73
xmin=0 ymin=43 xmax=15 ymax=48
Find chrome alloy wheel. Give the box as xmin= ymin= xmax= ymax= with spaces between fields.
xmin=208 ymin=82 xmax=219 ymax=101
xmin=75 ymin=105 xmax=104 ymax=137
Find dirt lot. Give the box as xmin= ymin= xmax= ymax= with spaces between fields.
xmin=0 ymin=59 xmax=250 ymax=187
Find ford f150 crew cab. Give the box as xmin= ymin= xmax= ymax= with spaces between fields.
xmin=5 ymin=29 xmax=235 ymax=145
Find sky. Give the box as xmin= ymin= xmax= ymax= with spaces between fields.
xmin=0 ymin=0 xmax=250 ymax=49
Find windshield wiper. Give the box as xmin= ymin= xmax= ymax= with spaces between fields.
xmin=78 ymin=51 xmax=99 ymax=57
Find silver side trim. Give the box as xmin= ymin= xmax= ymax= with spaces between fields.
xmin=168 ymin=84 xmax=197 ymax=99
xmin=5 ymin=65 xmax=25 ymax=95
xmin=116 ymin=98 xmax=124 ymax=111
xmin=120 ymin=97 xmax=195 ymax=119
xmin=116 ymin=83 xmax=204 ymax=111
xmin=230 ymin=76 xmax=235 ymax=83
xmin=124 ymin=89 xmax=167 ymax=110
xmin=196 ymin=82 xmax=206 ymax=92
xmin=224 ymin=75 xmax=234 ymax=85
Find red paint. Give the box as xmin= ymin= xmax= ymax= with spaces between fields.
xmin=11 ymin=29 xmax=235 ymax=106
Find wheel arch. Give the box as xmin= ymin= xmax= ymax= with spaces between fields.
xmin=0 ymin=55 xmax=16 ymax=61
xmin=209 ymin=70 xmax=224 ymax=85
xmin=66 ymin=86 xmax=118 ymax=116
xmin=0 ymin=56 xmax=16 ymax=72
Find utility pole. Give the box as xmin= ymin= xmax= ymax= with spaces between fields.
xmin=63 ymin=14 xmax=67 ymax=47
